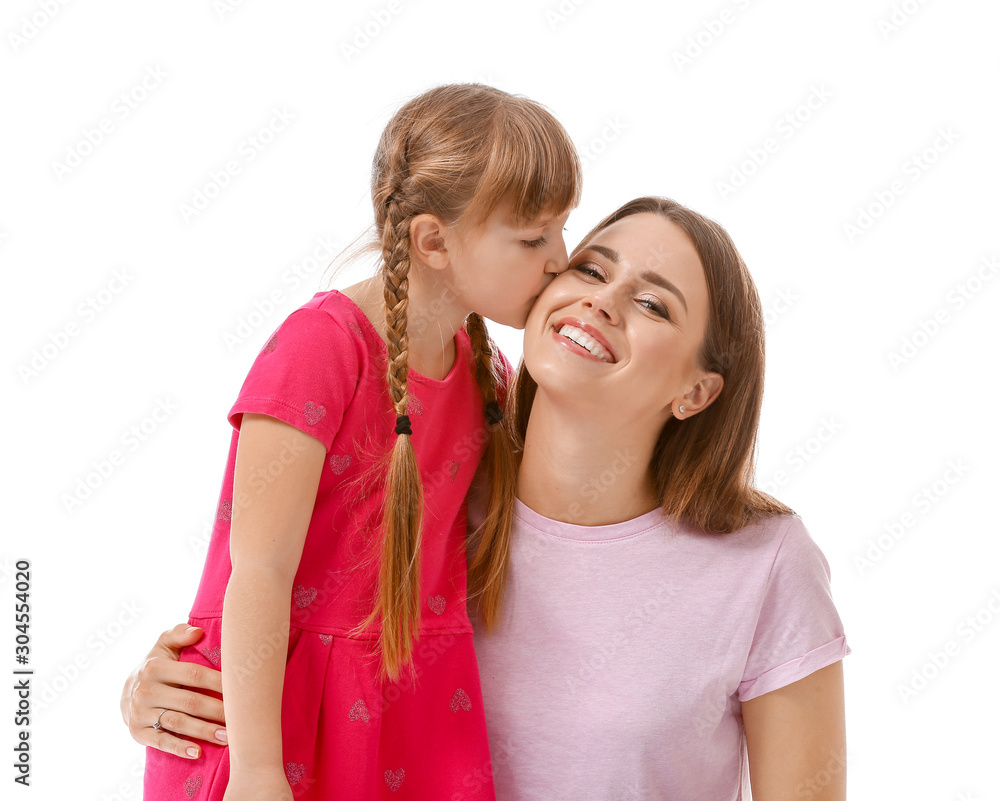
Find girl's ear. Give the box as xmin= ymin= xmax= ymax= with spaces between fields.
xmin=409 ymin=214 xmax=450 ymax=271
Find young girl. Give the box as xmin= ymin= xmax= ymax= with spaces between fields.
xmin=141 ymin=83 xmax=581 ymax=801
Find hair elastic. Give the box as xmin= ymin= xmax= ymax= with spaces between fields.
xmin=484 ymin=401 xmax=504 ymax=425
xmin=394 ymin=415 xmax=412 ymax=436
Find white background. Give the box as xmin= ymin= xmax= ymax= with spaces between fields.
xmin=3 ymin=0 xmax=999 ymax=798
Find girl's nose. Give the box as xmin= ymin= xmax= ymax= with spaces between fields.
xmin=545 ymin=235 xmax=569 ymax=276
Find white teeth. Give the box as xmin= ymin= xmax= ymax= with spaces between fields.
xmin=557 ymin=325 xmax=613 ymax=363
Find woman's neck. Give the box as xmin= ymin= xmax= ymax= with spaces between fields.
xmin=516 ymin=393 xmax=662 ymax=526
xmin=342 ymin=271 xmax=470 ymax=380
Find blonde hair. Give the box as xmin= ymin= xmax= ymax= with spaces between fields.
xmin=358 ymin=84 xmax=582 ymax=680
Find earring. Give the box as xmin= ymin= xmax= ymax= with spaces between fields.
xmin=678 ymin=405 xmax=685 ymax=414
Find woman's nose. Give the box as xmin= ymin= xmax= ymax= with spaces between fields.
xmin=582 ymin=291 xmax=619 ymax=324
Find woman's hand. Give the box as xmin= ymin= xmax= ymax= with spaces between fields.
xmin=121 ymin=623 xmax=227 ymax=759
xmin=223 ymin=769 xmax=294 ymax=801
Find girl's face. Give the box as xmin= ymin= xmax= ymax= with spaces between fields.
xmin=446 ymin=206 xmax=572 ymax=329
xmin=522 ymin=212 xmax=717 ymax=429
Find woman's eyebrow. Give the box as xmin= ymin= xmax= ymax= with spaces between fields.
xmin=641 ymin=270 xmax=687 ymax=313
xmin=583 ymin=244 xmax=688 ymax=313
xmin=586 ymin=244 xmax=621 ymax=263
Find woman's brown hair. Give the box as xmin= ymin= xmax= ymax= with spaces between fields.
xmin=356 ymin=84 xmax=581 ymax=680
xmin=476 ymin=196 xmax=793 ymax=630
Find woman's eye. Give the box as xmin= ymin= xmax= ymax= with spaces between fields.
xmin=571 ymin=263 xmax=604 ymax=280
xmin=522 ymin=236 xmax=547 ymax=249
xmin=638 ymin=297 xmax=670 ymax=319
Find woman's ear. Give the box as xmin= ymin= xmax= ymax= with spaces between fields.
xmin=672 ymin=372 xmax=724 ymax=419
xmin=409 ymin=214 xmax=450 ymax=270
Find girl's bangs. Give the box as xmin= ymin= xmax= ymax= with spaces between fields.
xmin=466 ymin=103 xmax=582 ymax=227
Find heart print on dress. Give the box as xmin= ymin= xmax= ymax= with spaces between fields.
xmin=183 ymin=775 xmax=202 ymax=798
xmin=427 ymin=595 xmax=446 ymax=616
xmin=285 ymin=762 xmax=306 ymax=786
xmin=384 ymin=769 xmax=405 ymax=792
xmin=349 ymin=698 xmax=370 ymax=723
xmin=328 ymin=454 xmax=352 ymax=475
xmin=449 ymin=688 xmax=472 ymax=712
xmin=304 ymin=401 xmax=327 ymax=426
xmin=293 ymin=585 xmax=317 ymax=608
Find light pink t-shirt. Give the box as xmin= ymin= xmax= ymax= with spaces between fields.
xmin=472 ymin=499 xmax=850 ymax=801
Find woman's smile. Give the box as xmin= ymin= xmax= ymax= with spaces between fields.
xmin=552 ymin=318 xmax=617 ymax=363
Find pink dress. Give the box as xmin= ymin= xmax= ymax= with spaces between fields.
xmin=143 ymin=291 xmax=497 ymax=800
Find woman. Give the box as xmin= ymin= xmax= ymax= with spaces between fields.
xmin=122 ymin=198 xmax=849 ymax=800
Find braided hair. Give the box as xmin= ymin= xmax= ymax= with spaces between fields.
xmin=354 ymin=84 xmax=582 ymax=680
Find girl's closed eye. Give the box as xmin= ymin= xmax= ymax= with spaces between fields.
xmin=522 ymin=236 xmax=547 ymax=249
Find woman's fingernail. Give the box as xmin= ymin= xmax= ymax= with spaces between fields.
xmin=186 ymin=626 xmax=200 ymax=634
xmin=186 ymin=747 xmax=200 ymax=758
xmin=214 ymin=729 xmax=228 ymax=743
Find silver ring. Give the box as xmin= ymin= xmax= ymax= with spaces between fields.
xmin=153 ymin=708 xmax=168 ymax=732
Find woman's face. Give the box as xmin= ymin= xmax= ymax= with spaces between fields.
xmin=522 ymin=212 xmax=716 ymax=428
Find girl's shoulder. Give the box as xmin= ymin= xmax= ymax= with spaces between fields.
xmin=230 ymin=291 xmax=377 ymax=450
xmin=275 ymin=290 xmax=382 ymax=358
xmin=299 ymin=289 xmax=371 ymax=328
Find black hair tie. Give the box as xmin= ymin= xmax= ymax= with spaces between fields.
xmin=484 ymin=401 xmax=504 ymax=426
xmin=394 ymin=415 xmax=412 ymax=436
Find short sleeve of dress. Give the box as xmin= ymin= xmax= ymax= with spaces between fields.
xmin=227 ymin=307 xmax=364 ymax=451
xmin=738 ymin=515 xmax=851 ymax=702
